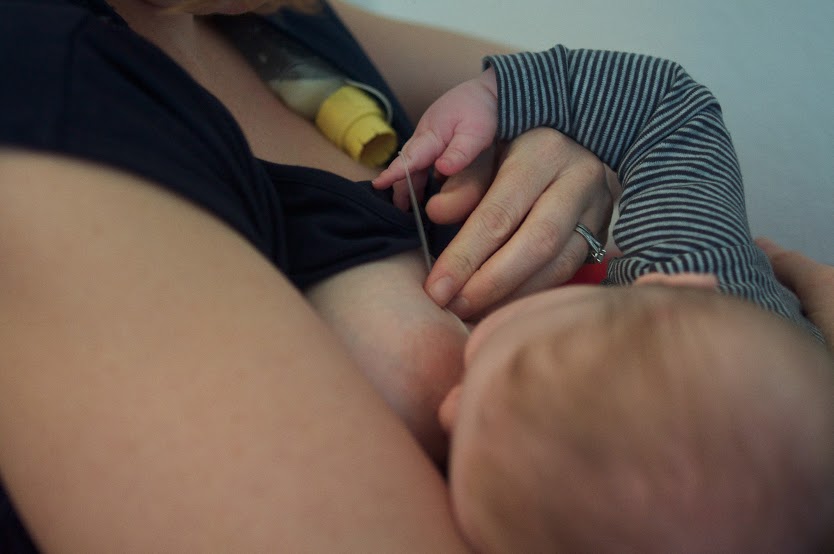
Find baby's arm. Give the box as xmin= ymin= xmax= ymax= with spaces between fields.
xmin=484 ymin=46 xmax=819 ymax=338
xmin=379 ymin=44 xmax=818 ymax=338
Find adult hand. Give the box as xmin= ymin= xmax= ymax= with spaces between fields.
xmin=757 ymin=237 xmax=834 ymax=348
xmin=425 ymin=127 xmax=614 ymax=320
xmin=373 ymin=69 xmax=614 ymax=319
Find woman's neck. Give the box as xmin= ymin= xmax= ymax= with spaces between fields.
xmin=108 ymin=0 xmax=204 ymax=75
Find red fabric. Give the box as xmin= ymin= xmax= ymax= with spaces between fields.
xmin=565 ymin=258 xmax=608 ymax=285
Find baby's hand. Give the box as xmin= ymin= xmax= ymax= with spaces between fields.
xmin=373 ymin=68 xmax=499 ymax=210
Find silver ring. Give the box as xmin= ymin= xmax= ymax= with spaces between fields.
xmin=573 ymin=223 xmax=606 ymax=264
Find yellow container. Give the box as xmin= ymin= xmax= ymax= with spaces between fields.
xmin=315 ymin=85 xmax=398 ymax=167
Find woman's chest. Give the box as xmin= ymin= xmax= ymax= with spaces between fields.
xmin=191 ymin=21 xmax=381 ymax=182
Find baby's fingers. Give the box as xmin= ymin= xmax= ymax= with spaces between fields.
xmin=433 ymin=132 xmax=490 ymax=177
xmin=373 ymin=156 xmax=406 ymax=190
xmin=373 ymin=131 xmax=448 ymax=189
xmin=390 ymin=167 xmax=431 ymax=211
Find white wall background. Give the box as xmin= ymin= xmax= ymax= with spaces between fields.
xmin=347 ymin=0 xmax=834 ymax=263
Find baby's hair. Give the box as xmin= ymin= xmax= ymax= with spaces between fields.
xmin=463 ymin=286 xmax=834 ymax=552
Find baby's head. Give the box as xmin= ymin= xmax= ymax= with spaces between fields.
xmin=441 ymin=283 xmax=834 ymax=552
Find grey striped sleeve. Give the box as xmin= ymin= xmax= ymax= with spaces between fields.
xmin=484 ymin=46 xmax=821 ymax=340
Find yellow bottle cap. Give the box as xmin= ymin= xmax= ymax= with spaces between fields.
xmin=315 ymin=85 xmax=398 ymax=167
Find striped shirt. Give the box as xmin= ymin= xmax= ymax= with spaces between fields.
xmin=485 ymin=46 xmax=821 ymax=340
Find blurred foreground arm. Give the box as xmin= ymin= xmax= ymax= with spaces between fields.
xmin=0 ymin=150 xmax=467 ymax=552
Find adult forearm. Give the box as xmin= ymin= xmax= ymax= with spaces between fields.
xmin=0 ymin=150 xmax=470 ymax=553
